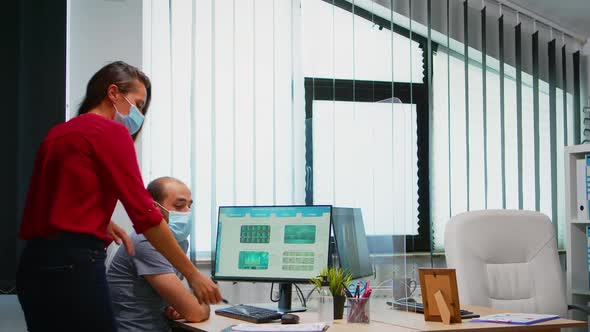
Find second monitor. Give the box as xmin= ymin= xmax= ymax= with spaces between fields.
xmin=331 ymin=207 xmax=373 ymax=279
xmin=213 ymin=205 xmax=332 ymax=312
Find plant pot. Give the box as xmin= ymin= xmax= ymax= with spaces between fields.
xmin=333 ymin=295 xmax=346 ymax=319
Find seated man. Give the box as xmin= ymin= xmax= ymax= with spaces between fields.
xmin=108 ymin=176 xmax=209 ymax=332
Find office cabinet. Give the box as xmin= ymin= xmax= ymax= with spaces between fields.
xmin=565 ymin=144 xmax=590 ymax=327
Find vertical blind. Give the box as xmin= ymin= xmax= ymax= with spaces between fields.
xmin=302 ymin=0 xmax=423 ymax=237
xmin=141 ymin=0 xmax=305 ymax=259
xmin=425 ymin=0 xmax=582 ymax=250
xmin=140 ymin=0 xmax=585 ymax=258
xmin=140 ymin=0 xmax=430 ymax=259
xmin=330 ymin=0 xmax=584 ymax=250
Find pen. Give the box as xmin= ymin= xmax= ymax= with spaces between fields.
xmin=355 ymin=283 xmax=360 ymax=298
xmin=363 ymin=281 xmax=370 ymax=298
xmin=341 ymin=282 xmax=353 ymax=297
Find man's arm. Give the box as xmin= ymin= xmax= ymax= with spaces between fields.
xmin=143 ymin=222 xmax=221 ymax=304
xmin=144 ymin=273 xmax=210 ymax=322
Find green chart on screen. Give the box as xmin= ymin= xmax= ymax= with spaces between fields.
xmin=284 ymin=225 xmax=316 ymax=244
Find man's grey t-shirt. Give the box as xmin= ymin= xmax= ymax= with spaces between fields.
xmin=107 ymin=233 xmax=188 ymax=332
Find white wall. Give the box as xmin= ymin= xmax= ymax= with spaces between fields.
xmin=67 ymin=0 xmax=143 ymax=119
xmin=67 ymin=0 xmax=144 ymax=265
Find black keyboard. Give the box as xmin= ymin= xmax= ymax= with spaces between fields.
xmin=388 ymin=299 xmax=480 ymax=319
xmin=215 ymin=304 xmax=283 ymax=323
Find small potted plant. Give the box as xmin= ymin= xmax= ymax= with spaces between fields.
xmin=311 ymin=267 xmax=352 ymax=319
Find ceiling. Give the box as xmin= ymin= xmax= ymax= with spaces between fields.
xmin=509 ymin=0 xmax=590 ymax=41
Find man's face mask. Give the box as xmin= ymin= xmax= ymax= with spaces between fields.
xmin=155 ymin=202 xmax=192 ymax=242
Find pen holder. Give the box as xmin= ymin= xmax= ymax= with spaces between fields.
xmin=346 ymin=297 xmax=370 ymax=324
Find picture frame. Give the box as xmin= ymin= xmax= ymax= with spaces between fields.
xmin=418 ymin=268 xmax=462 ymax=324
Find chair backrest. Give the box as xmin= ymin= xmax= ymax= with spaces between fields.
xmin=444 ymin=209 xmax=567 ymax=316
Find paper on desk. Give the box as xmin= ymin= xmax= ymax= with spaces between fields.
xmin=471 ymin=313 xmax=560 ymax=325
xmin=231 ymin=322 xmax=328 ymax=332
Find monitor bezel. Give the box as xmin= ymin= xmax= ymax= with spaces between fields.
xmin=212 ymin=204 xmax=333 ymax=283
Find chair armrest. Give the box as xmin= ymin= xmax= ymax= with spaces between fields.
xmin=568 ymin=304 xmax=590 ymax=315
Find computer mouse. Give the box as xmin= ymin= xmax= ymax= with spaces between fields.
xmin=281 ymin=313 xmax=300 ymax=324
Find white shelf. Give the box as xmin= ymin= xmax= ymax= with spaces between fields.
xmin=565 ymin=144 xmax=590 ymax=155
xmin=572 ymin=289 xmax=590 ymax=296
xmin=571 ymin=220 xmax=590 ymax=225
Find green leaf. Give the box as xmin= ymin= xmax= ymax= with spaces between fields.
xmin=309 ymin=267 xmax=353 ymax=297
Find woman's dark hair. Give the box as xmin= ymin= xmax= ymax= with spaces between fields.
xmin=77 ymin=61 xmax=152 ymax=139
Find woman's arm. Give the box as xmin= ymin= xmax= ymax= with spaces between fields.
xmin=143 ymin=221 xmax=221 ymax=304
xmin=145 ymin=273 xmax=210 ymax=322
xmin=93 ymin=127 xmax=221 ymax=304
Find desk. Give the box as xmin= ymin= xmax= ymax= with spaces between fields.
xmin=170 ymin=305 xmax=413 ymax=332
xmin=370 ymin=305 xmax=586 ymax=332
xmin=171 ymin=304 xmax=586 ymax=332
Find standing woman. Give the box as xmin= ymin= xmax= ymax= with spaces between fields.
xmin=17 ymin=61 xmax=220 ymax=332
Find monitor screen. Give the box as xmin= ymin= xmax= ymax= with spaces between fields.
xmin=213 ymin=205 xmax=332 ymax=282
xmin=332 ymin=207 xmax=373 ymax=279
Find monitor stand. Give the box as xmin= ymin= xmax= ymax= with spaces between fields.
xmin=275 ymin=283 xmax=306 ymax=314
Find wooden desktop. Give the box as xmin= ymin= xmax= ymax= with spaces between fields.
xmin=371 ymin=304 xmax=586 ymax=332
xmin=170 ymin=302 xmax=586 ymax=332
xmin=169 ymin=305 xmax=408 ymax=332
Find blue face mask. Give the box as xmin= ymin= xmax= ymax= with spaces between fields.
xmin=156 ymin=202 xmax=193 ymax=242
xmin=113 ymin=95 xmax=145 ymax=135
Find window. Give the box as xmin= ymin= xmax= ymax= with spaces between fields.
xmin=141 ymin=0 xmax=429 ymax=259
xmin=142 ymin=0 xmax=577 ymax=259
xmin=305 ymin=78 xmax=430 ymax=252
xmin=301 ymin=0 xmax=431 ymax=252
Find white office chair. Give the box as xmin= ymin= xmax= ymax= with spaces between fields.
xmin=444 ymin=210 xmax=587 ymax=317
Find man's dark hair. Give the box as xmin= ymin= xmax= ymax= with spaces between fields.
xmin=146 ymin=177 xmax=182 ymax=203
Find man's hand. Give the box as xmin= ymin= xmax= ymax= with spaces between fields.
xmin=165 ymin=306 xmax=183 ymax=321
xmin=188 ymin=271 xmax=222 ymax=305
xmin=107 ymin=221 xmax=135 ymax=256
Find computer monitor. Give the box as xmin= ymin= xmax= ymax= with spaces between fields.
xmin=213 ymin=205 xmax=332 ymax=312
xmin=331 ymin=207 xmax=373 ymax=279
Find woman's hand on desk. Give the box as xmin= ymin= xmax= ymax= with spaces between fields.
xmin=188 ymin=270 xmax=222 ymax=305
